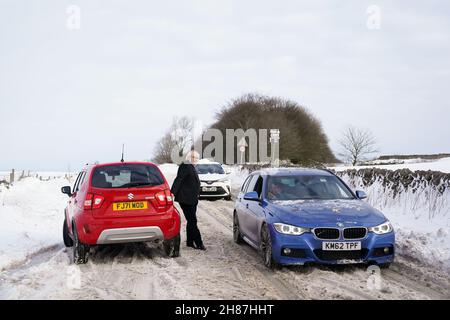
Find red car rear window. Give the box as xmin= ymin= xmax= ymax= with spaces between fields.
xmin=91 ymin=164 xmax=164 ymax=188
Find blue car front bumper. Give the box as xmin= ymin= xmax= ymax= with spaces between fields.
xmin=270 ymin=225 xmax=395 ymax=266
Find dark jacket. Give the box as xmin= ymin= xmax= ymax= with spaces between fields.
xmin=171 ymin=163 xmax=200 ymax=205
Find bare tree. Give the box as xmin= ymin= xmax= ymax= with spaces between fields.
xmin=171 ymin=116 xmax=194 ymax=155
xmin=338 ymin=126 xmax=378 ymax=166
xmin=152 ymin=132 xmax=178 ymax=164
xmin=152 ymin=117 xmax=194 ymax=164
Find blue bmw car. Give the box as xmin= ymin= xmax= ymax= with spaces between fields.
xmin=233 ymin=168 xmax=395 ymax=268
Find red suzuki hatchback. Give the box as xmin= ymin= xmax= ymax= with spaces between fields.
xmin=61 ymin=162 xmax=181 ymax=264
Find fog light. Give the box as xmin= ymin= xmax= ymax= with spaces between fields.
xmin=283 ymin=248 xmax=292 ymax=255
xmin=384 ymin=247 xmax=390 ymax=254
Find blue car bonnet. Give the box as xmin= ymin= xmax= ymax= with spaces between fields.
xmin=268 ymin=199 xmax=387 ymax=228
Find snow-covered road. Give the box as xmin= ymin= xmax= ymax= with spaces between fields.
xmin=1 ymin=198 xmax=450 ymax=300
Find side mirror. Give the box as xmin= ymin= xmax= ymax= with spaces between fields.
xmin=356 ymin=190 xmax=367 ymax=200
xmin=61 ymin=186 xmax=72 ymax=197
xmin=244 ymin=191 xmax=260 ymax=202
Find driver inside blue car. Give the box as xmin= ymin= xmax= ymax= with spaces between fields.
xmin=267 ymin=181 xmax=285 ymax=200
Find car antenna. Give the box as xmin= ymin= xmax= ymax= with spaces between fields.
xmin=120 ymin=144 xmax=125 ymax=163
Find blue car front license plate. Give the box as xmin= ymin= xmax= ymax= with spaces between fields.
xmin=322 ymin=241 xmax=361 ymax=251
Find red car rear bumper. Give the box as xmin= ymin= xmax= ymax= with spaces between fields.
xmin=74 ymin=206 xmax=181 ymax=245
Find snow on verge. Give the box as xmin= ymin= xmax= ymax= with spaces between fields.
xmin=0 ymin=177 xmax=68 ymax=270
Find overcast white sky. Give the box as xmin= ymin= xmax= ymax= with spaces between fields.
xmin=1 ymin=0 xmax=449 ymax=170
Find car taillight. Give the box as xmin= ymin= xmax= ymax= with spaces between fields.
xmin=165 ymin=189 xmax=173 ymax=205
xmin=155 ymin=190 xmax=173 ymax=206
xmin=84 ymin=193 xmax=93 ymax=209
xmin=84 ymin=193 xmax=104 ymax=210
xmin=92 ymin=194 xmax=104 ymax=209
xmin=155 ymin=191 xmax=167 ymax=206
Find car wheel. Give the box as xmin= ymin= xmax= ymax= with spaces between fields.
xmin=224 ymin=195 xmax=232 ymax=201
xmin=163 ymin=234 xmax=181 ymax=258
xmin=233 ymin=213 xmax=244 ymax=244
xmin=63 ymin=218 xmax=73 ymax=247
xmin=260 ymin=224 xmax=278 ymax=269
xmin=73 ymin=223 xmax=88 ymax=264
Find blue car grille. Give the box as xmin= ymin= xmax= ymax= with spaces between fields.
xmin=314 ymin=227 xmax=367 ymax=240
xmin=313 ymin=249 xmax=369 ymax=261
xmin=314 ymin=228 xmax=340 ymax=240
xmin=343 ymin=228 xmax=367 ymax=239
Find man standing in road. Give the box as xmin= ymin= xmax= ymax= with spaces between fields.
xmin=171 ymin=150 xmax=206 ymax=251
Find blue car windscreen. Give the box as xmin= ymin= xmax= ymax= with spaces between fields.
xmin=266 ymin=175 xmax=355 ymax=201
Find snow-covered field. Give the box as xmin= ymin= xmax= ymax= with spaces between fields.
xmin=0 ymin=171 xmax=73 ymax=181
xmin=331 ymin=157 xmax=450 ymax=173
xmin=0 ymin=160 xmax=450 ymax=299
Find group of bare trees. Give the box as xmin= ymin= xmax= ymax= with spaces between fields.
xmin=152 ymin=117 xmax=194 ymax=164
xmin=151 ymin=94 xmax=379 ymax=166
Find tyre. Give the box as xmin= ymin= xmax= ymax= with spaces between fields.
xmin=260 ymin=224 xmax=278 ymax=269
xmin=233 ymin=213 xmax=244 ymax=244
xmin=72 ymin=223 xmax=89 ymax=264
xmin=163 ymin=234 xmax=181 ymax=258
xmin=224 ymin=195 xmax=232 ymax=201
xmin=63 ymin=218 xmax=73 ymax=247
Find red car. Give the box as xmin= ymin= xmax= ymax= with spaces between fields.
xmin=61 ymin=161 xmax=181 ymax=264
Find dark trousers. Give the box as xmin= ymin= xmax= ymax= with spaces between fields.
xmin=180 ymin=203 xmax=203 ymax=247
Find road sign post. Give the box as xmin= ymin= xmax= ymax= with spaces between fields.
xmin=270 ymin=129 xmax=280 ymax=167
xmin=237 ymin=137 xmax=248 ymax=164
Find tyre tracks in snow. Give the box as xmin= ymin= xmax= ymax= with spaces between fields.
xmin=1 ymin=207 xmax=284 ymax=299
xmin=383 ymin=261 xmax=450 ymax=299
xmin=0 ymin=241 xmax=197 ymax=299
xmin=1 ymin=199 xmax=449 ymax=300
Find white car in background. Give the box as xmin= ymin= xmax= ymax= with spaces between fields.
xmin=195 ymin=160 xmax=232 ymax=200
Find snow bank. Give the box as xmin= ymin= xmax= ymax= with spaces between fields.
xmin=0 ymin=177 xmax=68 ymax=270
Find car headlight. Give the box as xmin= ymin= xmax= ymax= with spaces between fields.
xmin=218 ymin=177 xmax=231 ymax=183
xmin=369 ymin=221 xmax=393 ymax=235
xmin=273 ymin=223 xmax=310 ymax=236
